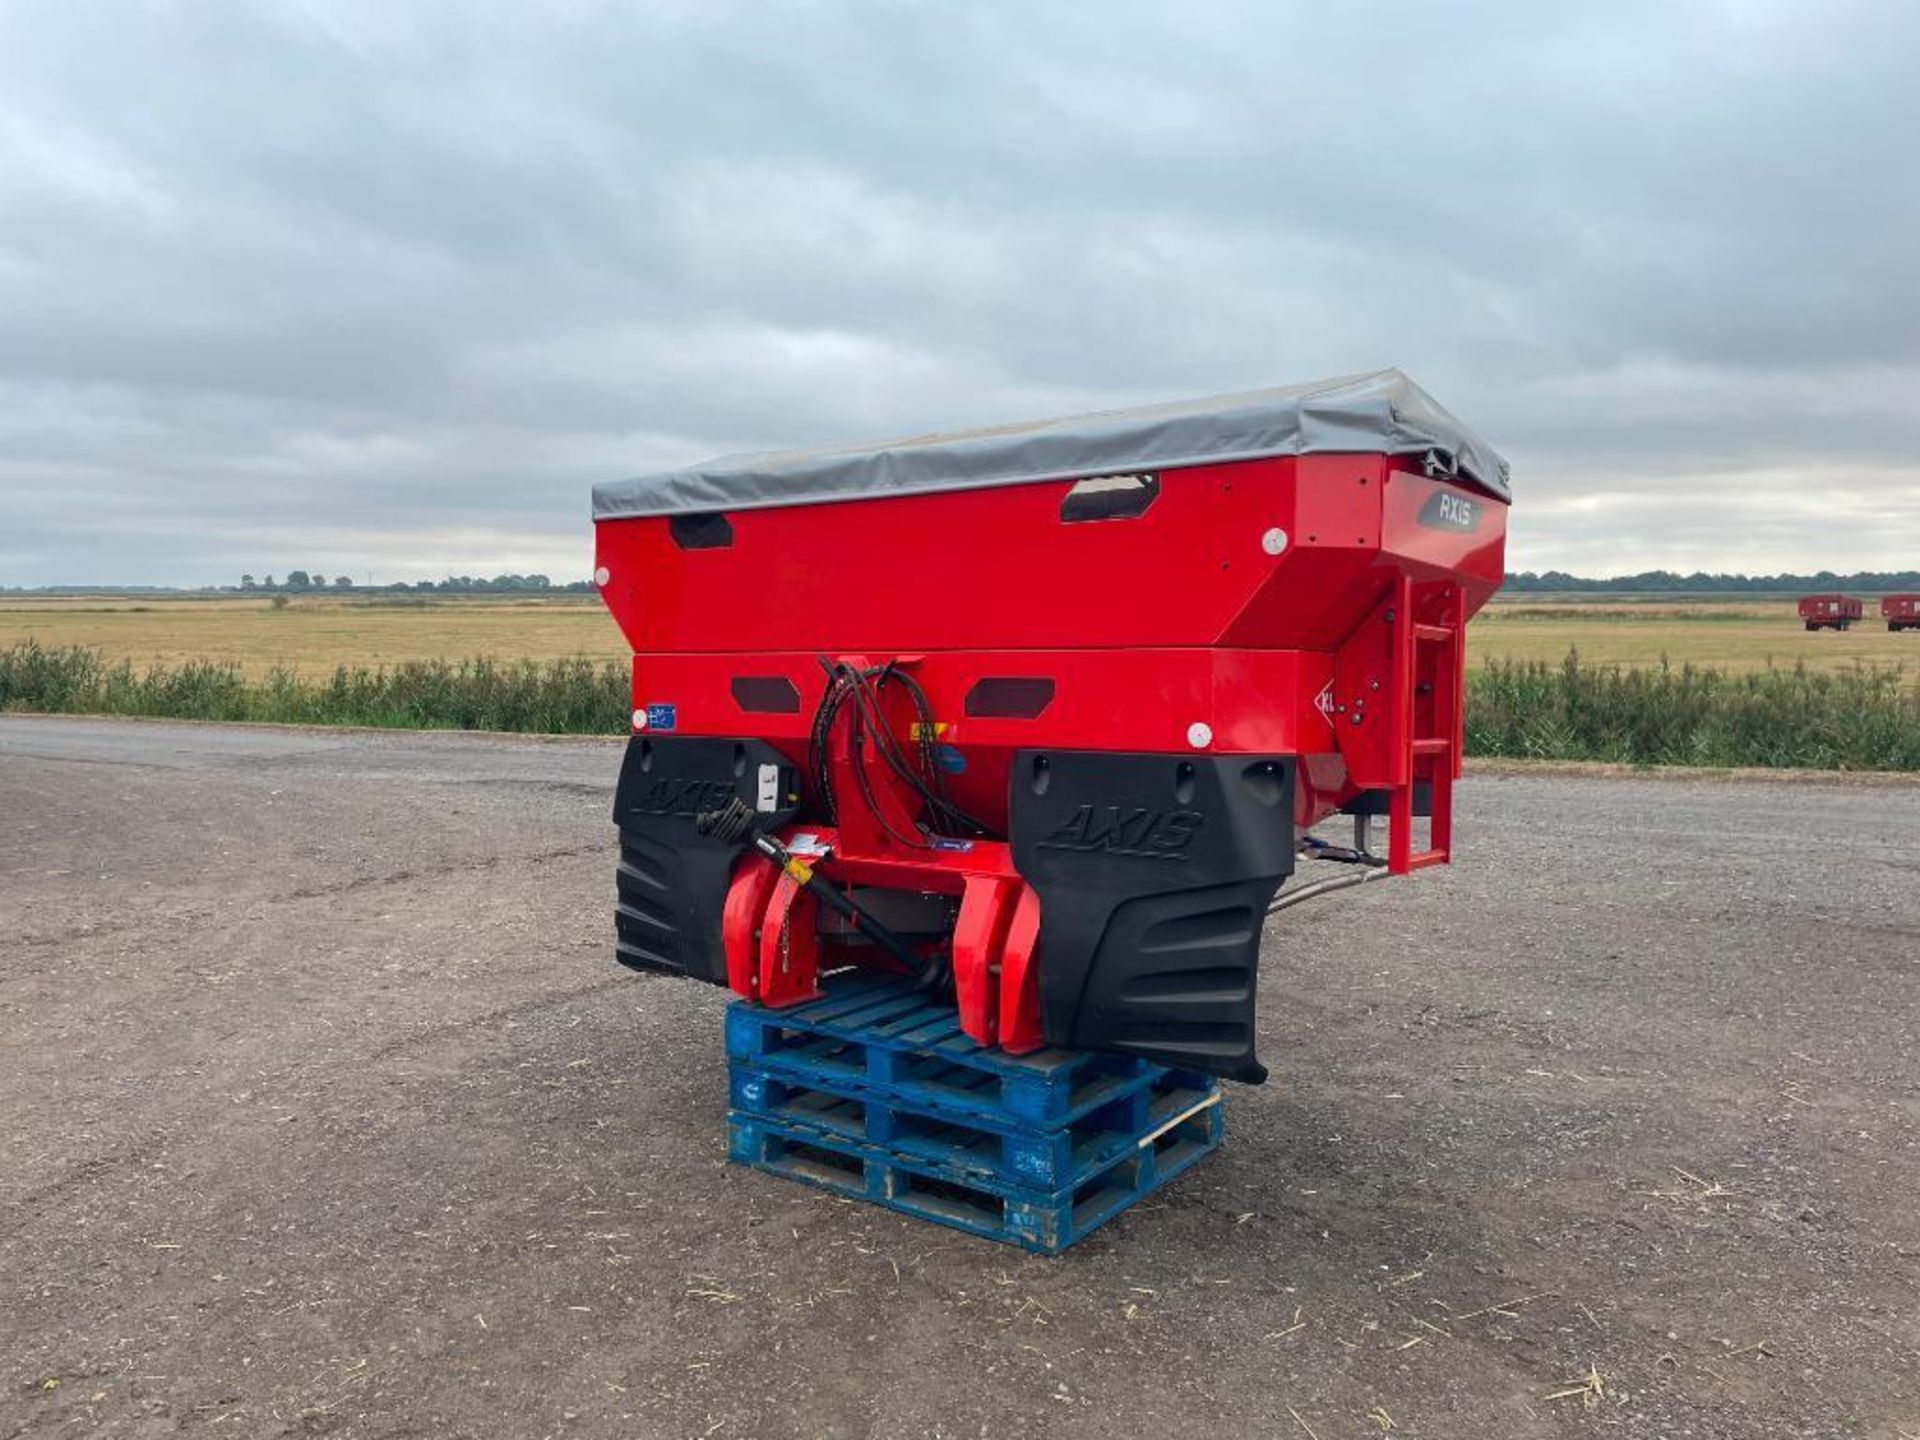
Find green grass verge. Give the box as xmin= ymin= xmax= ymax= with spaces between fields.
xmin=0 ymin=642 xmax=629 ymax=734
xmin=1467 ymin=654 xmax=1919 ymax=770
xmin=5 ymin=642 xmax=1917 ymax=771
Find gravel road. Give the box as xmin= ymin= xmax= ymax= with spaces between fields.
xmin=3 ymin=716 xmax=1916 ymax=1439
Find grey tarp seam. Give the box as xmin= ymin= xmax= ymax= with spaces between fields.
xmin=592 ymin=368 xmax=1509 ymax=520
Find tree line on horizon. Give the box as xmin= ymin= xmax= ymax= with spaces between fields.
xmin=1504 ymin=569 xmax=1920 ymax=594
xmin=233 ymin=572 xmax=596 ymax=594
xmin=239 ymin=567 xmax=1920 ymax=595
xmin=4 ymin=568 xmax=1916 ymax=596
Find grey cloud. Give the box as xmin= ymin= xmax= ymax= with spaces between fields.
xmin=1 ymin=0 xmax=1916 ymax=585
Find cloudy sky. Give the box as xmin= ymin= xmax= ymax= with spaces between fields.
xmin=2 ymin=0 xmax=1916 ymax=586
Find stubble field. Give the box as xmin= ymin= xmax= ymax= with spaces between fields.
xmin=2 ymin=593 xmax=1915 ymax=677
xmin=0 ymin=594 xmax=625 ymax=675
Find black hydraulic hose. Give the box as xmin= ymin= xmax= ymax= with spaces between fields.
xmin=810 ymin=656 xmax=995 ymax=842
xmin=1272 ymin=833 xmax=1393 ymax=915
xmin=697 ymin=796 xmax=939 ymax=987
xmin=744 ymin=832 xmax=930 ymax=977
xmin=1297 ymin=834 xmax=1388 ymax=867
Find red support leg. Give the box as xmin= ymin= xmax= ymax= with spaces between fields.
xmin=951 ymin=875 xmax=1018 ymax=1047
xmin=722 ymin=858 xmax=783 ymax=999
xmin=996 ymin=885 xmax=1044 ymax=1054
xmin=757 ymin=869 xmax=823 ymax=1008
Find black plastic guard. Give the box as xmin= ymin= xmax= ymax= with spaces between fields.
xmin=610 ymin=736 xmax=800 ymax=983
xmin=1010 ymin=751 xmax=1296 ymax=1084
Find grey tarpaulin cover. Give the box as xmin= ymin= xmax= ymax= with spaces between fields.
xmin=591 ymin=368 xmax=1509 ymax=520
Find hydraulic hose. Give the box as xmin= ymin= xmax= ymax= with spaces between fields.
xmin=745 ymin=831 xmax=935 ymax=980
xmin=696 ymin=796 xmax=941 ymax=987
xmin=1267 ymin=865 xmax=1391 ymax=915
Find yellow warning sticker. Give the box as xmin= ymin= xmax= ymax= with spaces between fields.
xmin=908 ymin=721 xmax=952 ymax=740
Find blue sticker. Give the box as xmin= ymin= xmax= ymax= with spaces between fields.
xmin=645 ymin=703 xmax=677 ymax=732
xmin=931 ymin=837 xmax=975 ymax=853
xmin=935 ymin=744 xmax=968 ymax=774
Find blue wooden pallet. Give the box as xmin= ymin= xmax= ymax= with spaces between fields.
xmin=724 ymin=978 xmax=1152 ymax=1129
xmin=728 ymin=1096 xmax=1224 ymax=1254
xmin=731 ymin=1058 xmax=1215 ymax=1191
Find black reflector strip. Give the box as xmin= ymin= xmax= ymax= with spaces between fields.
xmin=964 ymin=677 xmax=1055 ymax=719
xmin=730 ymin=676 xmax=802 ymax=714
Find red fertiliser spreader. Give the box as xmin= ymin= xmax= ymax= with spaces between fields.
xmin=593 ymin=370 xmax=1509 ymax=1083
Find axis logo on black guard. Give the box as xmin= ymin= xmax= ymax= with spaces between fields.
xmin=1037 ymin=805 xmax=1204 ymax=859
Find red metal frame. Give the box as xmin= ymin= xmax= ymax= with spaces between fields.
xmin=598 ymin=452 xmax=1508 ymax=1049
xmin=716 ymin=822 xmax=1046 ymax=1053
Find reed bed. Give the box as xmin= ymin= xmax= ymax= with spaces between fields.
xmin=6 ymin=642 xmax=1916 ymax=770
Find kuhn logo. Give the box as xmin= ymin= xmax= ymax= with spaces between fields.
xmin=1038 ymin=805 xmax=1203 ymax=859
xmin=1419 ymin=490 xmax=1480 ymax=531
xmin=630 ymin=777 xmax=736 ymax=817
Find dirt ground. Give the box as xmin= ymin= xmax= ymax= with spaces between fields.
xmin=2 ymin=717 xmax=1917 ymax=1439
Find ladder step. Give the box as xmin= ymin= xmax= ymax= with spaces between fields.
xmin=1412 ymin=624 xmax=1454 ymax=644
xmin=1411 ymin=738 xmax=1451 ymax=756
xmin=1405 ymin=850 xmax=1449 ymax=871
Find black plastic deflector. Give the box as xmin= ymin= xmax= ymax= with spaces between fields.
xmin=1010 ymin=751 xmax=1295 ymax=1083
xmin=611 ymin=736 xmax=797 ymax=983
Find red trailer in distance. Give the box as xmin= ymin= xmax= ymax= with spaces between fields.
xmin=1799 ymin=594 xmax=1862 ymax=631
xmin=1883 ymin=594 xmax=1920 ymax=632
